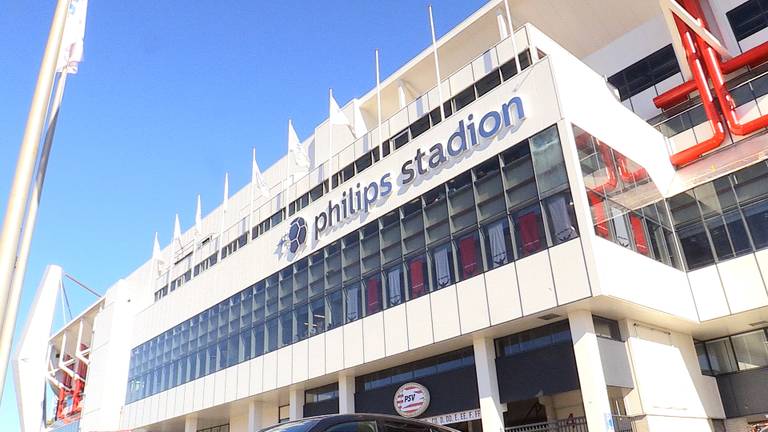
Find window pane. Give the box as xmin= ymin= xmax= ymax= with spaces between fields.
xmin=345 ymin=284 xmax=362 ymax=322
xmin=724 ymin=210 xmax=752 ymax=256
xmin=326 ymin=290 xmax=343 ymax=330
xmin=483 ymin=218 xmax=512 ymax=269
xmin=295 ymin=305 xmax=309 ymax=341
xmin=265 ymin=318 xmax=278 ymax=353
xmin=743 ymin=200 xmax=768 ymax=249
xmin=543 ymin=192 xmax=579 ymax=245
xmin=309 ymin=298 xmax=325 ymax=337
xmin=678 ymin=222 xmax=715 ymax=270
xmin=431 ymin=242 xmax=455 ymax=289
xmin=512 ymin=203 xmax=546 ymax=258
xmin=502 ymin=143 xmax=537 ymax=208
xmin=732 ymin=162 xmax=768 ymax=204
xmin=731 ymin=330 xmax=768 ymax=370
xmin=705 ymin=338 xmax=738 ymax=374
xmin=474 ymin=157 xmax=506 ymax=221
xmin=529 ymin=126 xmax=567 ymax=196
xmin=447 ymin=172 xmax=477 ymax=232
xmin=695 ymin=343 xmax=712 ymax=375
xmin=706 ymin=216 xmax=734 ymax=260
xmin=406 ymin=255 xmax=428 ymax=300
xmin=385 ymin=264 xmax=405 ymax=306
xmin=364 ymin=274 xmax=383 ymax=315
xmin=456 ymin=230 xmax=482 ymax=280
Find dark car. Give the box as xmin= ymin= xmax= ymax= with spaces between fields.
xmin=259 ymin=414 xmax=459 ymax=432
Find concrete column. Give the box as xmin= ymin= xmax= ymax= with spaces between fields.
xmin=537 ymin=395 xmax=556 ymax=421
xmin=397 ymin=80 xmax=407 ymax=109
xmin=472 ymin=336 xmax=505 ymax=432
xmin=184 ymin=415 xmax=198 ymax=432
xmin=338 ymin=373 xmax=355 ymax=414
xmin=289 ymin=388 xmax=305 ymax=421
xmin=568 ymin=310 xmax=614 ymax=432
xmin=247 ymin=400 xmax=263 ymax=432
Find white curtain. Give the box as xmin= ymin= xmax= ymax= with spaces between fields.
xmin=434 ymin=245 xmax=451 ymax=287
xmin=488 ymin=220 xmax=508 ymax=266
xmin=346 ymin=286 xmax=360 ymax=321
xmin=387 ymin=267 xmax=402 ymax=305
xmin=547 ymin=195 xmax=576 ymax=242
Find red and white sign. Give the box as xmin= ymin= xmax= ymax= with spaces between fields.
xmin=394 ymin=382 xmax=430 ymax=418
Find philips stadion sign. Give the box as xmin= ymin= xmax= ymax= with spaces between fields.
xmin=280 ymin=96 xmax=525 ymax=256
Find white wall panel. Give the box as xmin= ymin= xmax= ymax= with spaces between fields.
xmin=406 ymin=294 xmax=434 ymax=349
xmin=214 ymin=369 xmax=227 ymax=406
xmin=250 ymin=355 xmax=264 ymax=395
xmin=163 ymin=387 xmax=174 ymax=419
xmin=325 ymin=327 xmax=345 ymax=373
xmin=194 ymin=377 xmax=207 ymax=411
xmin=343 ymin=319 xmax=365 ymax=368
xmin=150 ymin=394 xmax=160 ymax=424
xmin=225 ymin=365 xmax=238 ymax=403
xmin=517 ymin=252 xmax=557 ymax=315
xmin=184 ymin=379 xmax=195 ymax=413
xmin=384 ymin=304 xmax=409 ymax=355
xmin=362 ymin=313 xmax=386 ymax=363
xmin=236 ymin=362 xmax=251 ymax=399
xmin=484 ymin=264 xmax=522 ymax=325
xmin=176 ymin=383 xmax=187 ymax=417
xmin=308 ymin=334 xmax=326 ymax=378
xmin=628 ymin=86 xmax=661 ymax=120
xmin=549 ymin=240 xmax=591 ymax=305
xmin=430 ymin=284 xmax=461 ymax=341
xmin=449 ymin=63 xmax=475 ymax=96
xmin=457 ymin=276 xmax=490 ymax=333
xmin=276 ymin=346 xmax=293 ymax=388
xmin=688 ymin=266 xmax=729 ymax=321
xmin=262 ymin=351 xmax=278 ymax=391
xmin=757 ymin=249 xmax=768 ymax=288
xmin=718 ymin=255 xmax=768 ymax=313
xmin=292 ymin=339 xmax=309 ymax=383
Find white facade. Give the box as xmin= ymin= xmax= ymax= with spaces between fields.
xmin=28 ymin=1 xmax=768 ymax=432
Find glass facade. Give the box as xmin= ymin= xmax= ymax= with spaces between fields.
xmin=494 ymin=320 xmax=571 ymax=358
xmin=667 ymin=160 xmax=768 ymax=271
xmin=574 ymin=125 xmax=681 ymax=268
xmin=695 ymin=328 xmax=768 ymax=375
xmin=125 ymin=125 xmax=579 ymax=404
xmin=355 ymin=347 xmax=475 ymax=392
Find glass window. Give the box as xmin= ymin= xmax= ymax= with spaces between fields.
xmin=265 ymin=318 xmax=278 ymax=353
xmin=431 ymin=242 xmax=455 ymax=289
xmin=476 ymin=69 xmax=502 ymax=97
xmin=295 ymin=304 xmax=309 ymax=341
xmin=483 ymin=218 xmax=512 ymax=269
xmin=543 ymin=192 xmax=579 ymax=245
xmin=364 ymin=274 xmax=382 ymax=315
xmin=501 ymin=143 xmax=538 ymax=209
xmin=512 ymin=203 xmax=546 ymax=258
xmin=668 ymin=191 xmax=702 ymax=227
xmin=279 ymin=312 xmax=293 ymax=347
xmin=253 ymin=324 xmax=265 ymax=357
xmin=423 ymin=185 xmax=450 ymax=244
xmin=406 ymin=254 xmax=428 ymax=300
xmin=447 ymin=172 xmax=477 ymax=233
xmin=326 ymin=421 xmax=378 ymax=432
xmin=593 ymin=316 xmax=621 ymax=340
xmin=456 ymin=230 xmax=482 ymax=280
xmin=474 ymin=157 xmax=505 ymax=221
xmin=678 ymin=222 xmax=715 ymax=270
xmin=705 ymin=338 xmax=738 ymax=374
xmin=743 ymin=200 xmax=768 ymax=249
xmin=342 ymin=233 xmax=360 ymax=282
xmin=326 ymin=289 xmax=343 ymax=330
xmin=401 ymin=199 xmax=425 ymax=255
xmin=727 ymin=0 xmax=768 ymax=41
xmin=529 ymin=126 xmax=567 ymax=196
xmin=731 ymin=330 xmax=768 ymax=370
xmin=345 ymin=283 xmax=362 ymax=322
xmin=732 ymin=161 xmax=768 ymax=204
xmin=385 ymin=264 xmax=405 ymax=306
xmin=380 ymin=211 xmax=401 ymax=264
xmin=309 ymin=297 xmax=325 ymax=337
xmin=453 ymin=86 xmax=476 ymax=111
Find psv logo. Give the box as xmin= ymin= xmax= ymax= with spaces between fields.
xmin=393 ymin=382 xmax=430 ymax=418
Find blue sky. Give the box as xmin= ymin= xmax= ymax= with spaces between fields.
xmin=0 ymin=0 xmax=487 ymax=428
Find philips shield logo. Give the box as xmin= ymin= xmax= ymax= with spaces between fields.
xmin=282 ymin=217 xmax=307 ymax=254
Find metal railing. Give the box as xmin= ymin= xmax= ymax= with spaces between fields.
xmin=505 ymin=416 xmax=588 ymax=432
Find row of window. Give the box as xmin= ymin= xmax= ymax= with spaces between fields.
xmin=607 ymin=44 xmax=680 ymax=101
xmin=695 ymin=327 xmax=768 ymax=375
xmin=305 ymin=383 xmax=339 ymax=404
xmin=668 ymin=160 xmax=768 ymax=271
xmin=125 ymin=126 xmax=579 ymax=403
xmin=153 ymin=49 xmax=538 ymax=305
xmin=574 ymin=126 xmax=683 ymax=269
xmin=494 ymin=320 xmax=571 ymax=358
xmin=355 ymin=347 xmax=475 ymax=392
xmin=728 ymin=0 xmax=768 ymax=42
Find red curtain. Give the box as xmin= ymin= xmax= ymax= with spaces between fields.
xmin=366 ymin=278 xmax=381 ymax=314
xmin=409 ymin=258 xmax=426 ymax=298
xmin=630 ymin=214 xmax=650 ymax=256
xmin=518 ymin=212 xmax=541 ymax=254
xmin=459 ymin=236 xmax=478 ymax=278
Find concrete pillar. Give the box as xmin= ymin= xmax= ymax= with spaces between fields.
xmin=338 ymin=373 xmax=355 ymax=414
xmin=397 ymin=80 xmax=407 ymax=109
xmin=496 ymin=10 xmax=509 ymax=39
xmin=568 ymin=310 xmax=614 ymax=432
xmin=184 ymin=415 xmax=198 ymax=432
xmin=289 ymin=388 xmax=305 ymax=421
xmin=538 ymin=395 xmax=556 ymax=421
xmin=247 ymin=400 xmax=263 ymax=432
xmin=472 ymin=336 xmax=505 ymax=432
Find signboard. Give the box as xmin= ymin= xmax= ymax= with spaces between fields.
xmin=423 ymin=409 xmax=482 ymax=426
xmin=394 ymin=382 xmax=430 ymax=418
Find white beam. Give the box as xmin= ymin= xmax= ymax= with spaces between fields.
xmin=661 ymin=0 xmax=731 ymax=58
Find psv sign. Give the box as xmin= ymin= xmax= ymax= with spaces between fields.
xmin=394 ymin=382 xmax=430 ymax=418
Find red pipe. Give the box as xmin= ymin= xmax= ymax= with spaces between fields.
xmin=654 ymin=42 xmax=768 ymax=109
xmin=684 ymin=0 xmax=768 ymax=137
xmin=669 ymin=15 xmax=726 ymax=166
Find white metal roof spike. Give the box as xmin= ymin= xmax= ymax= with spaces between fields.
xmin=173 ymin=213 xmax=181 ymax=241
xmin=152 ymin=231 xmax=161 ymax=260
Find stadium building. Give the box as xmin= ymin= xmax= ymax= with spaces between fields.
xmin=16 ymin=0 xmax=768 ymax=431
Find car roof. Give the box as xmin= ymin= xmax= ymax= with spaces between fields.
xmin=263 ymin=414 xmax=457 ymax=432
